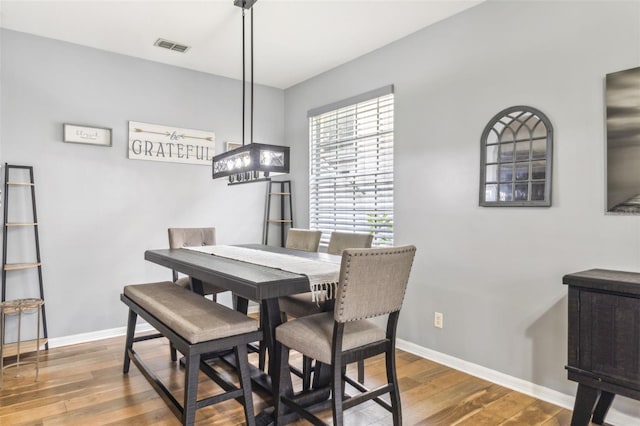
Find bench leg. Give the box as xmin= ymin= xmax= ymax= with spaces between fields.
xmin=235 ymin=344 xmax=256 ymax=426
xmin=123 ymin=309 xmax=137 ymax=374
xmin=183 ymin=352 xmax=200 ymax=426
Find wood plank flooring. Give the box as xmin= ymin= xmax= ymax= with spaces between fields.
xmin=0 ymin=335 xmax=579 ymax=425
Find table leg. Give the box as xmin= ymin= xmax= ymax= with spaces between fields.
xmin=234 ymin=295 xmax=249 ymax=315
xmin=261 ymin=298 xmax=282 ymax=380
xmin=189 ymin=278 xmax=204 ymax=295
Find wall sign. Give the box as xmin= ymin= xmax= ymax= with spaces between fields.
xmin=128 ymin=121 xmax=215 ymax=165
xmin=606 ymin=66 xmax=640 ymax=213
xmin=226 ymin=141 xmax=242 ymax=152
xmin=64 ymin=124 xmax=112 ymax=146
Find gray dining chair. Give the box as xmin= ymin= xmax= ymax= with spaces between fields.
xmin=326 ymin=231 xmax=373 ymax=256
xmin=279 ymin=231 xmax=373 ymax=389
xmin=280 ymin=231 xmax=372 ymax=317
xmin=168 ymin=227 xmax=226 ymax=297
xmin=274 ymin=245 xmax=417 ymax=426
xmin=285 ymin=228 xmax=322 ymax=252
xmin=168 ymin=227 xmax=238 ymax=362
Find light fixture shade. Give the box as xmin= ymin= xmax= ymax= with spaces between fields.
xmin=212 ymin=142 xmax=290 ymax=184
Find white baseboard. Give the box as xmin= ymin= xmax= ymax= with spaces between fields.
xmin=47 ymin=322 xmax=154 ymax=348
xmin=47 ymin=328 xmax=637 ymax=425
xmin=396 ymin=338 xmax=638 ymax=426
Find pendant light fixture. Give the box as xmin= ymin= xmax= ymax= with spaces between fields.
xmin=212 ymin=0 xmax=290 ymax=185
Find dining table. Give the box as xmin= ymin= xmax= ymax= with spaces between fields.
xmin=144 ymin=243 xmax=342 ymax=424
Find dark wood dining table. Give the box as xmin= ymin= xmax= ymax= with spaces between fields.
xmin=144 ymin=243 xmax=341 ymax=422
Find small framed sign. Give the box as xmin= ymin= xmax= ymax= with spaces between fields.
xmin=64 ymin=124 xmax=112 ymax=147
xmin=226 ymin=141 xmax=242 ymax=152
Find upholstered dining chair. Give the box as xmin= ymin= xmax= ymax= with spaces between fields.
xmin=279 ymin=231 xmax=374 ymax=389
xmin=327 ymin=231 xmax=374 ymax=256
xmin=167 ymin=227 xmax=236 ymax=363
xmin=168 ymin=227 xmax=226 ymax=297
xmin=280 ymin=231 xmax=372 ymax=318
xmin=274 ymin=245 xmax=416 ymax=426
xmin=285 ymin=228 xmax=322 ymax=252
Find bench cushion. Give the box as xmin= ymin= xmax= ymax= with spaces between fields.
xmin=124 ymin=281 xmax=257 ymax=344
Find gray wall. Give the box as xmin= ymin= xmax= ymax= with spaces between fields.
xmin=285 ymin=0 xmax=640 ymax=417
xmin=3 ymin=0 xmax=640 ymax=419
xmin=0 ymin=29 xmax=284 ymax=337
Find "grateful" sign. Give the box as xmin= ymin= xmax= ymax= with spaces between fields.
xmin=128 ymin=121 xmax=215 ymax=165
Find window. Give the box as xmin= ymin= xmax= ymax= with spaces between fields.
xmin=479 ymin=106 xmax=553 ymax=207
xmin=309 ymin=86 xmax=394 ymax=247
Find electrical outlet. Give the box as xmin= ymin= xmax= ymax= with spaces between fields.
xmin=434 ymin=312 xmax=443 ymax=329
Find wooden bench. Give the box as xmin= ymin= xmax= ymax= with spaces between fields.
xmin=120 ymin=281 xmax=262 ymax=426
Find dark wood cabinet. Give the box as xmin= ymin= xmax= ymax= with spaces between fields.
xmin=563 ymin=269 xmax=640 ymax=426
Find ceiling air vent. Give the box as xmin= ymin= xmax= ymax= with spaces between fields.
xmin=154 ymin=38 xmax=190 ymax=53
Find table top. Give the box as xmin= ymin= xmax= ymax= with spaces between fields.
xmin=144 ymin=244 xmax=341 ymax=301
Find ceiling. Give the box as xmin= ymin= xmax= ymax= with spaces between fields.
xmin=0 ymin=0 xmax=482 ymax=89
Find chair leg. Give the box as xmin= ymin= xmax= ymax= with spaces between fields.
xmin=385 ymin=347 xmax=402 ymax=426
xmin=235 ymin=344 xmax=256 ymax=426
xmin=332 ymin=358 xmax=344 ymax=426
xmin=123 ymin=309 xmax=137 ymax=374
xmin=275 ymin=342 xmax=293 ymax=426
xmin=170 ymin=343 xmax=177 ymax=362
xmin=182 ymin=352 xmax=200 ymax=426
xmin=258 ymin=308 xmax=267 ymax=371
xmin=302 ymin=356 xmax=313 ymax=391
xmin=357 ymin=360 xmax=365 ymax=384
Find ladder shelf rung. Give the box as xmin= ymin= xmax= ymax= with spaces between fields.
xmin=270 ymin=192 xmax=291 ymax=196
xmin=267 ymin=220 xmax=292 ymax=223
xmin=5 ymin=182 xmax=34 ymax=186
xmin=5 ymin=223 xmax=38 ymax=227
xmin=1 ymin=338 xmax=48 ymax=358
xmin=4 ymin=263 xmax=42 ymax=271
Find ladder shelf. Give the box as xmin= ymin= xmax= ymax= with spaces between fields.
xmin=263 ymin=180 xmax=293 ymax=247
xmin=1 ymin=164 xmax=48 ymax=354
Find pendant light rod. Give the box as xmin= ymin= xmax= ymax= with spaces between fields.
xmin=212 ymin=0 xmax=289 ymax=185
xmin=251 ymin=7 xmax=254 ymax=144
xmin=242 ymin=6 xmax=246 ymax=146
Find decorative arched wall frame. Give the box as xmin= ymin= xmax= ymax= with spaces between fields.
xmin=479 ymin=106 xmax=553 ymax=207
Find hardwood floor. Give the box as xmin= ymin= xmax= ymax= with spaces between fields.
xmin=0 ymin=335 xmax=577 ymax=425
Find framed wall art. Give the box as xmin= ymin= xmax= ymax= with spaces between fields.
xmin=226 ymin=141 xmax=242 ymax=152
xmin=606 ymin=66 xmax=640 ymax=213
xmin=128 ymin=121 xmax=215 ymax=165
xmin=63 ymin=124 xmax=112 ymax=147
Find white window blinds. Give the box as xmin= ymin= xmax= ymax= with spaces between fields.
xmin=309 ymin=87 xmax=394 ymax=247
